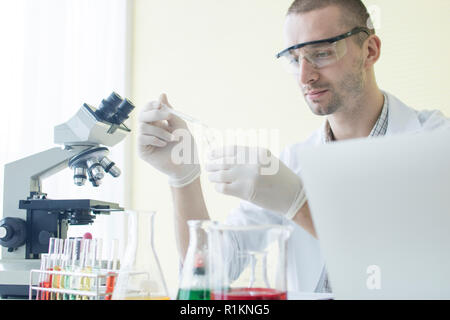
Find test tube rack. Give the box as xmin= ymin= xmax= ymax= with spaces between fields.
xmin=29 ymin=269 xmax=117 ymax=300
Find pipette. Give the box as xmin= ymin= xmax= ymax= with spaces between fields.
xmin=161 ymin=104 xmax=206 ymax=127
xmin=161 ymin=104 xmax=215 ymax=148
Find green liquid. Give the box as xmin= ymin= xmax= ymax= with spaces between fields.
xmin=177 ymin=288 xmax=211 ymax=300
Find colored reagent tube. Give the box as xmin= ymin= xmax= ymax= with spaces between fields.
xmin=105 ymin=272 xmax=116 ymax=300
xmin=38 ymin=254 xmax=50 ymax=300
xmin=70 ymin=238 xmax=83 ymax=300
xmin=80 ymin=239 xmax=93 ymax=300
xmin=62 ymin=238 xmax=74 ymax=300
xmin=47 ymin=238 xmax=62 ymax=300
xmin=210 ymin=288 xmax=287 ymax=300
xmin=105 ymin=239 xmax=119 ymax=300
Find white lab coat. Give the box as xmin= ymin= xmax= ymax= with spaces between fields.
xmin=225 ymin=91 xmax=450 ymax=292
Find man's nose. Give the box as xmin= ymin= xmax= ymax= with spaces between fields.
xmin=298 ymin=57 xmax=319 ymax=86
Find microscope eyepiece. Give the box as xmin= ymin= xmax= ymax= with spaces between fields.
xmin=111 ymin=98 xmax=135 ymax=125
xmin=95 ymin=92 xmax=123 ymax=123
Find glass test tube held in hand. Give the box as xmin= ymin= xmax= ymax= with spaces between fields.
xmin=161 ymin=103 xmax=216 ymax=149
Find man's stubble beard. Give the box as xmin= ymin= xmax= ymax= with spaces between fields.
xmin=306 ymin=56 xmax=366 ymax=116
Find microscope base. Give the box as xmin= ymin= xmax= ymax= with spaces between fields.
xmin=0 ymin=260 xmax=40 ymax=299
xmin=0 ymin=285 xmax=29 ymax=299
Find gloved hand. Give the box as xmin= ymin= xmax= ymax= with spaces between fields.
xmin=137 ymin=93 xmax=201 ymax=187
xmin=206 ymin=146 xmax=306 ymax=219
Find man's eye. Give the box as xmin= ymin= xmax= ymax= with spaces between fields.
xmin=290 ymin=56 xmax=299 ymax=64
xmin=313 ymin=51 xmax=333 ymax=59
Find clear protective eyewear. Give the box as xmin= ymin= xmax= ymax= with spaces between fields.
xmin=275 ymin=27 xmax=371 ymax=73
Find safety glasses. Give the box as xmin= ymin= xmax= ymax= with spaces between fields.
xmin=276 ymin=27 xmax=371 ymax=73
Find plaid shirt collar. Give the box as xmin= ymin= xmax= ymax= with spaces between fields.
xmin=322 ymin=93 xmax=389 ymax=143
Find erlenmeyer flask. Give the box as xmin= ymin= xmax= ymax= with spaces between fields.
xmin=112 ymin=211 xmax=169 ymax=300
xmin=177 ymin=220 xmax=210 ymax=300
xmin=207 ymin=223 xmax=292 ymax=300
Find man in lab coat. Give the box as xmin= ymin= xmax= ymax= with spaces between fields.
xmin=137 ymin=0 xmax=450 ymax=293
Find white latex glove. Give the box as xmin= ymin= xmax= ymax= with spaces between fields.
xmin=206 ymin=146 xmax=306 ymax=219
xmin=137 ymin=93 xmax=201 ymax=187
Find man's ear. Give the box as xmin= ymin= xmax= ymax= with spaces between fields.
xmin=364 ymin=35 xmax=381 ymax=68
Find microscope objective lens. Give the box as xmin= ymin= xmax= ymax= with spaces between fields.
xmin=86 ymin=159 xmax=105 ymax=180
xmin=73 ymin=167 xmax=87 ymax=186
xmin=99 ymin=157 xmax=121 ymax=178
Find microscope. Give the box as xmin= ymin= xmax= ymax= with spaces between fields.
xmin=0 ymin=92 xmax=134 ymax=298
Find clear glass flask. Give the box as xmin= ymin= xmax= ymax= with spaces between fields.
xmin=177 ymin=220 xmax=210 ymax=300
xmin=112 ymin=211 xmax=169 ymax=300
xmin=207 ymin=223 xmax=292 ymax=300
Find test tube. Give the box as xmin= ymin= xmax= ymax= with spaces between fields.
xmin=93 ymin=238 xmax=103 ymax=271
xmin=105 ymin=239 xmax=119 ymax=300
xmin=70 ymin=237 xmax=83 ymax=300
xmin=76 ymin=238 xmax=92 ymax=300
xmin=105 ymin=272 xmax=117 ymax=300
xmin=47 ymin=238 xmax=60 ymax=300
xmin=37 ymin=254 xmax=49 ymax=300
xmin=54 ymin=238 xmax=64 ymax=299
xmin=61 ymin=238 xmax=74 ymax=300
xmin=71 ymin=238 xmax=82 ymax=268
xmin=85 ymin=238 xmax=103 ymax=299
xmin=162 ymin=104 xmax=215 ymax=148
xmin=80 ymin=239 xmax=93 ymax=299
xmin=106 ymin=239 xmax=119 ymax=271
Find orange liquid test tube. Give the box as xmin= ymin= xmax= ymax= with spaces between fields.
xmin=105 ymin=272 xmax=116 ymax=300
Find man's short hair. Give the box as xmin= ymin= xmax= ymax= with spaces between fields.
xmin=287 ymin=0 xmax=375 ymax=46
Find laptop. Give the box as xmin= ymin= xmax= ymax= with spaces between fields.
xmin=297 ymin=128 xmax=450 ymax=299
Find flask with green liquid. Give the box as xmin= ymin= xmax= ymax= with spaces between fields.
xmin=177 ymin=220 xmax=210 ymax=300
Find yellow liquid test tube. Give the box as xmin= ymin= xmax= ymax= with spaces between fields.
xmin=55 ymin=238 xmax=64 ymax=300
xmin=70 ymin=238 xmax=83 ymax=300
xmin=89 ymin=238 xmax=103 ymax=298
xmin=77 ymin=239 xmax=92 ymax=300
xmin=81 ymin=238 xmax=104 ymax=299
xmin=81 ymin=267 xmax=92 ymax=299
xmin=61 ymin=238 xmax=74 ymax=300
xmin=48 ymin=238 xmax=62 ymax=300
